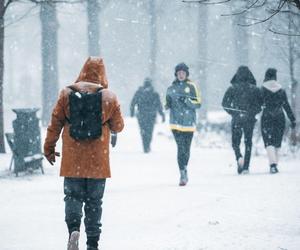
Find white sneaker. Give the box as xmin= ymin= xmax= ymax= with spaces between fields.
xmin=237 ymin=157 xmax=244 ymax=174
xmin=67 ymin=231 xmax=80 ymax=250
xmin=241 ymin=169 xmax=249 ymax=175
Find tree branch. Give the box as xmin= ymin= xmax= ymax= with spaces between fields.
xmin=291 ymin=0 xmax=300 ymax=10
xmin=29 ymin=0 xmax=85 ymax=4
xmin=221 ymin=0 xmax=265 ymax=17
xmin=268 ymin=28 xmax=300 ymax=36
xmin=182 ymin=0 xmax=231 ymax=4
xmin=238 ymin=0 xmax=288 ymax=27
xmin=4 ymin=4 xmax=37 ymax=28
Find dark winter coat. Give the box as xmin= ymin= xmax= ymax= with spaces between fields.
xmin=222 ymin=80 xmax=262 ymax=122
xmin=165 ymin=80 xmax=201 ymax=132
xmin=130 ymin=85 xmax=164 ymax=119
xmin=44 ymin=57 xmax=124 ymax=179
xmin=261 ymin=80 xmax=296 ymax=147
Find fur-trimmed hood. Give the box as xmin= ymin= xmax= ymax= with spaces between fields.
xmin=262 ymin=80 xmax=282 ymax=93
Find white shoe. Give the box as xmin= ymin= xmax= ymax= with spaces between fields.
xmin=67 ymin=231 xmax=80 ymax=250
xmin=237 ymin=157 xmax=244 ymax=174
xmin=238 ymin=157 xmax=244 ymax=167
xmin=241 ymin=169 xmax=249 ymax=175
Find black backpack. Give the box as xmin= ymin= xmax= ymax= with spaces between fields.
xmin=67 ymin=86 xmax=103 ymax=140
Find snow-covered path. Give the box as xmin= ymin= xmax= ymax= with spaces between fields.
xmin=0 ymin=118 xmax=299 ymax=250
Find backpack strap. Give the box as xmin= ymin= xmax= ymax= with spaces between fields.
xmin=67 ymin=85 xmax=103 ymax=93
xmin=68 ymin=86 xmax=80 ymax=93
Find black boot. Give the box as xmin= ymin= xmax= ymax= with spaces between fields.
xmin=270 ymin=164 xmax=279 ymax=174
xmin=87 ymin=236 xmax=99 ymax=250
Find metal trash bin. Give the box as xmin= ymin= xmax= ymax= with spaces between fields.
xmin=6 ymin=108 xmax=44 ymax=176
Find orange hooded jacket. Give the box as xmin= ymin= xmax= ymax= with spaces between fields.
xmin=44 ymin=57 xmax=124 ymax=178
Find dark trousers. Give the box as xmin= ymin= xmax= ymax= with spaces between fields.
xmin=172 ymin=130 xmax=194 ymax=170
xmin=138 ymin=113 xmax=156 ymax=152
xmin=231 ymin=118 xmax=256 ymax=169
xmin=64 ymin=177 xmax=106 ymax=247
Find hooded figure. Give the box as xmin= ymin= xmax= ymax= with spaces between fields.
xmin=130 ymin=77 xmax=165 ymax=153
xmin=44 ymin=57 xmax=124 ymax=250
xmin=222 ymin=66 xmax=262 ymax=174
xmin=260 ymin=68 xmax=296 ymax=174
xmin=165 ymin=63 xmax=201 ymax=186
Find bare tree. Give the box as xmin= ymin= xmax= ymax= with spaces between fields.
xmin=0 ymin=0 xmax=8 ymax=153
xmin=0 ymin=0 xmax=84 ymax=152
xmin=149 ymin=0 xmax=157 ymax=81
xmin=286 ymin=7 xmax=300 ymax=121
xmin=196 ymin=4 xmax=208 ymax=119
xmin=231 ymin=1 xmax=250 ymax=66
xmin=40 ymin=1 xmax=59 ymax=126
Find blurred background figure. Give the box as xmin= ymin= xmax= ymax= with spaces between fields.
xmin=260 ymin=68 xmax=296 ymax=174
xmin=130 ymin=77 xmax=165 ymax=153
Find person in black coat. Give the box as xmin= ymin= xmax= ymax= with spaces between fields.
xmin=130 ymin=77 xmax=165 ymax=153
xmin=222 ymin=66 xmax=262 ymax=174
xmin=261 ymin=68 xmax=296 ymax=174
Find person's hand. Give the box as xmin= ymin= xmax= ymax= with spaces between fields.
xmin=44 ymin=152 xmax=60 ymax=165
xmin=162 ymin=114 xmax=166 ymax=123
xmin=111 ymin=133 xmax=117 ymax=147
xmin=178 ymin=96 xmax=187 ymax=103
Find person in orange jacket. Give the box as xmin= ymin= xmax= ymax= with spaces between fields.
xmin=44 ymin=57 xmax=124 ymax=250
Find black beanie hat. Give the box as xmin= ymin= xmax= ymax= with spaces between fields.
xmin=264 ymin=68 xmax=277 ymax=82
xmin=174 ymin=63 xmax=189 ymax=77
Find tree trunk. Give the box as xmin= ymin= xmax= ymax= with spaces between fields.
xmin=40 ymin=2 xmax=59 ymax=126
xmin=149 ymin=0 xmax=157 ymax=82
xmin=231 ymin=1 xmax=249 ymax=66
xmin=0 ymin=2 xmax=5 ymax=153
xmin=288 ymin=12 xmax=298 ymax=118
xmin=197 ymin=5 xmax=208 ymax=120
xmin=87 ymin=0 xmax=100 ymax=56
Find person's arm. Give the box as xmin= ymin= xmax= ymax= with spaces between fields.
xmin=109 ymin=97 xmax=125 ymax=133
xmin=165 ymin=88 xmax=172 ymax=110
xmin=249 ymin=88 xmax=263 ymax=117
xmin=43 ymin=90 xmax=66 ymax=164
xmin=222 ymin=87 xmax=235 ymax=115
xmin=184 ymin=82 xmax=201 ymax=109
xmin=282 ymin=90 xmax=296 ymax=128
xmin=130 ymin=91 xmax=138 ymax=117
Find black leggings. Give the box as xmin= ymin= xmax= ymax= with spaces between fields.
xmin=172 ymin=130 xmax=194 ymax=170
xmin=231 ymin=119 xmax=255 ymax=170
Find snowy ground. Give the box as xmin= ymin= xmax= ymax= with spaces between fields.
xmin=0 ymin=117 xmax=300 ymax=250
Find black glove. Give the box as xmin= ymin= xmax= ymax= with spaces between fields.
xmin=178 ymin=96 xmax=187 ymax=103
xmin=111 ymin=132 xmax=117 ymax=147
xmin=44 ymin=151 xmax=60 ymax=166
